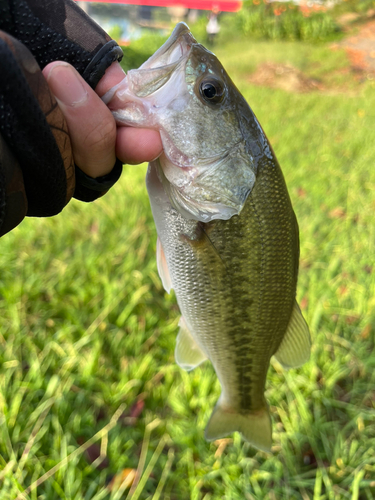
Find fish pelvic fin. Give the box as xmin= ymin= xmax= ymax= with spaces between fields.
xmin=156 ymin=236 xmax=173 ymax=293
xmin=274 ymin=300 xmax=311 ymax=369
xmin=175 ymin=316 xmax=207 ymax=371
xmin=204 ymin=402 xmax=272 ymax=452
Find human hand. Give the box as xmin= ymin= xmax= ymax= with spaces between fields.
xmin=0 ymin=31 xmax=162 ymax=237
xmin=43 ymin=61 xmax=163 ymax=179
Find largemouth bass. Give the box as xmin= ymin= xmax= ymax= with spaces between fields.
xmin=103 ymin=23 xmax=310 ymax=452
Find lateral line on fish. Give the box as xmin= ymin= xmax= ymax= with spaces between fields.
xmin=237 ymin=194 xmax=263 ymax=410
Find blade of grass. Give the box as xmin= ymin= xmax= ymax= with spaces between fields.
xmin=151 ymin=447 xmax=175 ymax=500
xmin=15 ymin=403 xmax=126 ymax=499
xmin=125 ymin=418 xmax=161 ymax=499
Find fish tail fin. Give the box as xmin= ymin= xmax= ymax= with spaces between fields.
xmin=204 ymin=402 xmax=272 ymax=452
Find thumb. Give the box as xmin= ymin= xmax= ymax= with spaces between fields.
xmin=43 ymin=61 xmax=116 ymax=178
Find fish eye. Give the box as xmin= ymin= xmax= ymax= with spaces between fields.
xmin=199 ymin=78 xmax=225 ymax=104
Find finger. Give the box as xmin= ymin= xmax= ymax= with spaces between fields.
xmin=116 ymin=127 xmax=163 ymax=165
xmin=43 ymin=61 xmax=116 ymax=178
xmin=96 ymin=62 xmax=163 ymax=165
xmin=95 ymin=61 xmax=126 ymax=97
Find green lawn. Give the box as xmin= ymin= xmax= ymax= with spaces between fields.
xmin=1 ymin=35 xmax=375 ymax=500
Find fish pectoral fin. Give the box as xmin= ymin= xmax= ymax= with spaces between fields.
xmin=274 ymin=301 xmax=311 ymax=369
xmin=156 ymin=237 xmax=173 ymax=293
xmin=175 ymin=316 xmax=207 ymax=371
xmin=205 ymin=400 xmax=272 ymax=453
xmin=180 ymin=222 xmax=226 ymax=270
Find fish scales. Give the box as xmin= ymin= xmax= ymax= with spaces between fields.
xmin=150 ymin=154 xmax=298 ymax=414
xmin=103 ymin=22 xmax=310 ymax=451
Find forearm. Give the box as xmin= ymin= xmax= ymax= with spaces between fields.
xmin=0 ymin=0 xmax=125 ymax=236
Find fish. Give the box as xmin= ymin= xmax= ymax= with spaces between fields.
xmin=103 ymin=23 xmax=310 ymax=452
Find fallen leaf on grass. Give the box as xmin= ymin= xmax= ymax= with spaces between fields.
xmin=129 ymin=399 xmax=145 ymax=419
xmin=77 ymin=440 xmax=109 ymax=470
xmin=297 ymin=187 xmax=307 ymax=198
xmin=329 ymin=207 xmax=346 ymax=219
xmin=107 ymin=468 xmax=136 ymax=492
xmin=120 ymin=397 xmax=146 ymax=427
xmin=345 ymin=315 xmax=360 ymax=325
xmin=90 ymin=222 xmax=99 ymax=234
xmin=360 ymin=324 xmax=372 ymax=339
xmin=339 ymin=285 xmax=348 ymax=296
xmin=214 ymin=438 xmax=233 ymax=458
xmin=300 ymin=296 xmax=309 ymax=310
xmin=299 ymin=259 xmax=312 ymax=270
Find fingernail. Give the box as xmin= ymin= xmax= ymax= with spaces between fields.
xmin=47 ymin=63 xmax=88 ymax=106
xmin=150 ymin=152 xmax=163 ymax=163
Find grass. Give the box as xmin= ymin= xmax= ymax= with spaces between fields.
xmin=1 ymin=34 xmax=375 ymax=499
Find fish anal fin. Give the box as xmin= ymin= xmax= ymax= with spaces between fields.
xmin=205 ymin=400 xmax=272 ymax=452
xmin=274 ymin=301 xmax=311 ymax=369
xmin=156 ymin=237 xmax=173 ymax=293
xmin=175 ymin=316 xmax=207 ymax=371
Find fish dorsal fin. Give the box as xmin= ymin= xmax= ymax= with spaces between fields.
xmin=156 ymin=237 xmax=173 ymax=293
xmin=274 ymin=301 xmax=311 ymax=369
xmin=175 ymin=317 xmax=207 ymax=371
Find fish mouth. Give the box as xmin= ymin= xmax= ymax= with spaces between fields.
xmin=140 ymin=23 xmax=196 ymax=71
xmin=102 ymin=23 xmax=195 ymax=122
xmin=125 ymin=23 xmax=195 ymax=99
xmin=103 ymin=24 xmax=200 ymax=168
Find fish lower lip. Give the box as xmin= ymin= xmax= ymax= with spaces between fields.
xmin=110 ymin=99 xmax=149 ymax=126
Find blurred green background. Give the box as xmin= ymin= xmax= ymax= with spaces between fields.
xmin=1 ymin=1 xmax=375 ymax=499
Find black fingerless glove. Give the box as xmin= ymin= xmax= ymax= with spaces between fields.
xmin=0 ymin=0 xmax=124 ymax=237
xmin=0 ymin=0 xmax=123 ymax=89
